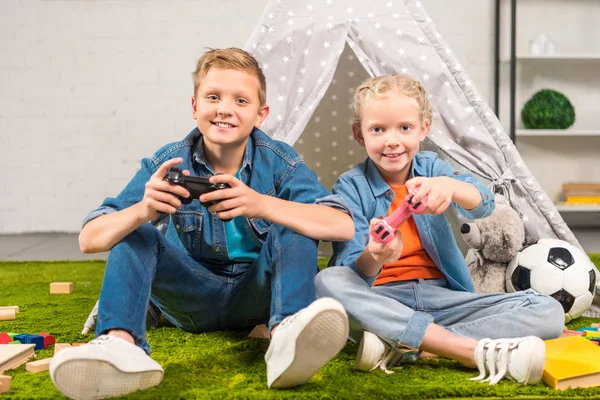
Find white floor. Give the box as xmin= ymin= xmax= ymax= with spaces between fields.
xmin=0 ymin=233 xmax=108 ymax=261
xmin=0 ymin=229 xmax=598 ymax=261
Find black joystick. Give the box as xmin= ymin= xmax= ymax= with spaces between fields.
xmin=164 ymin=167 xmax=230 ymax=208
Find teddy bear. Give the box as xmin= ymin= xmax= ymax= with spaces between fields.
xmin=460 ymin=194 xmax=525 ymax=294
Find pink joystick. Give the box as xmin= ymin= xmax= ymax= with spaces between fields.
xmin=371 ymin=194 xmax=428 ymax=244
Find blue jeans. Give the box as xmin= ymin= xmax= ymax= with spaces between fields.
xmin=315 ymin=267 xmax=564 ymax=351
xmin=96 ymin=223 xmax=319 ymax=354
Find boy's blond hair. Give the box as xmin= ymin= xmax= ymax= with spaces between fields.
xmin=352 ymin=75 xmax=432 ymax=124
xmin=192 ymin=48 xmax=267 ymax=106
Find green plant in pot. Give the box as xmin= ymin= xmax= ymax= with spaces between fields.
xmin=521 ymin=89 xmax=576 ymax=129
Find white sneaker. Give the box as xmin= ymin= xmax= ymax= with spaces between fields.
xmin=354 ymin=331 xmax=407 ymax=374
xmin=50 ymin=335 xmax=164 ymax=400
xmin=265 ymin=297 xmax=349 ymax=389
xmin=471 ymin=336 xmax=545 ymax=385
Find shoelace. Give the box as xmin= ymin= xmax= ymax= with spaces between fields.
xmin=471 ymin=338 xmax=521 ymax=385
xmin=373 ymin=348 xmax=405 ymax=374
xmin=277 ymin=314 xmax=297 ymax=330
xmin=88 ymin=335 xmax=112 ymax=346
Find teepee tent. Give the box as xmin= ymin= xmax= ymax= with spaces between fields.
xmin=244 ymin=0 xmax=579 ymax=248
xmin=243 ymin=0 xmax=600 ymax=316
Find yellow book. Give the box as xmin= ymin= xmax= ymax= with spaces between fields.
xmin=565 ymin=196 xmax=600 ymax=204
xmin=543 ymin=336 xmax=600 ymax=390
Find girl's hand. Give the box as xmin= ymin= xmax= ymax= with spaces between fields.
xmin=406 ymin=176 xmax=454 ymax=215
xmin=367 ymin=218 xmax=403 ymax=265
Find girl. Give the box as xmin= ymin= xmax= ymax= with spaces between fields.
xmin=315 ymin=74 xmax=564 ymax=385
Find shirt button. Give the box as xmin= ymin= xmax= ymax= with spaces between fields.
xmin=453 ymin=170 xmax=459 ymax=175
xmin=215 ymin=246 xmax=221 ymax=253
xmin=485 ymin=194 xmax=490 ymax=200
xmin=175 ymin=224 xmax=180 ymax=229
xmin=386 ymin=190 xmax=393 ymax=197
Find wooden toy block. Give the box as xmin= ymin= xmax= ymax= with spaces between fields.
xmin=71 ymin=343 xmax=86 ymax=347
xmin=0 ymin=306 xmax=19 ymax=313
xmin=39 ymin=333 xmax=56 ymax=349
xmin=54 ymin=343 xmax=72 ymax=354
xmin=0 ymin=334 xmax=11 ymax=345
xmin=0 ymin=310 xmax=15 ymax=321
xmin=561 ymin=329 xmax=585 ymax=337
xmin=577 ymin=327 xmax=598 ymax=332
xmin=26 ymin=357 xmax=52 ymax=373
xmin=0 ymin=375 xmax=12 ymax=393
xmin=14 ymin=334 xmax=45 ymax=350
xmin=247 ymin=324 xmax=270 ymax=339
xmin=592 ymin=323 xmax=600 ymax=328
xmin=50 ymin=282 xmax=74 ymax=294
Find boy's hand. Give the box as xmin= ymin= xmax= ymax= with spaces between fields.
xmin=367 ymin=218 xmax=403 ymax=265
xmin=200 ymin=174 xmax=264 ymax=220
xmin=139 ymin=158 xmax=191 ymax=222
xmin=406 ymin=177 xmax=454 ymax=215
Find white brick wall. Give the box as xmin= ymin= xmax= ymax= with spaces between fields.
xmin=0 ymin=0 xmax=494 ymax=233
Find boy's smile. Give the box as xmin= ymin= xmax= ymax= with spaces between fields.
xmin=192 ymin=67 xmax=269 ymax=164
xmin=353 ymin=92 xmax=429 ymax=186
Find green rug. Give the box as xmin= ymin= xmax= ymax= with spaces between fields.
xmin=1 ymin=256 xmax=600 ymax=399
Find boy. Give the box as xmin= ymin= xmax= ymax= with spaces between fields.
xmin=315 ymin=75 xmax=564 ymax=385
xmin=50 ymin=48 xmax=353 ymax=399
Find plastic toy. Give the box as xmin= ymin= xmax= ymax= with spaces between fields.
xmin=372 ymin=194 xmax=427 ymax=244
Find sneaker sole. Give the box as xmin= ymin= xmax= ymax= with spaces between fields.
xmin=52 ymin=358 xmax=163 ymax=400
xmin=354 ymin=331 xmax=380 ymax=372
xmin=521 ymin=338 xmax=546 ymax=385
xmin=270 ymin=301 xmax=349 ymax=389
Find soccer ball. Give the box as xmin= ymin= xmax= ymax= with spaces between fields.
xmin=505 ymin=238 xmax=597 ymax=323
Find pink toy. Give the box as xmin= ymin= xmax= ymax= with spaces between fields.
xmin=372 ymin=194 xmax=427 ymax=244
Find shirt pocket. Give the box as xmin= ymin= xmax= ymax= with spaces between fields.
xmin=171 ymin=210 xmax=203 ymax=255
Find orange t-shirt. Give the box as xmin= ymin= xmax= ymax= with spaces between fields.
xmin=373 ymin=185 xmax=444 ymax=286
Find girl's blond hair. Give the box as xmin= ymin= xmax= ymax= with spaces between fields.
xmin=352 ymin=75 xmax=432 ymax=124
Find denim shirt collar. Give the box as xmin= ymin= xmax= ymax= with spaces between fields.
xmin=191 ymin=127 xmax=254 ymax=174
xmin=365 ymin=157 xmax=416 ymax=197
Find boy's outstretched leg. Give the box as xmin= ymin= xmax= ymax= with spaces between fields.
xmin=50 ymin=334 xmax=163 ymax=400
xmin=50 ymin=224 xmax=168 ymax=399
xmin=226 ymin=224 xmax=349 ymax=389
xmin=266 ymin=297 xmax=349 ymax=388
xmin=50 ymin=224 xmax=225 ymax=399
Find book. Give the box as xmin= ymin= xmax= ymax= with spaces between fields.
xmin=543 ymin=336 xmax=600 ymax=389
xmin=0 ymin=344 xmax=35 ymax=374
xmin=562 ymin=182 xmax=600 ymax=193
xmin=564 ymin=196 xmax=600 ymax=204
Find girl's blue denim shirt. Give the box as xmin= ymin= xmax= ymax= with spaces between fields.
xmin=83 ymin=127 xmax=351 ymax=264
xmin=329 ymin=151 xmax=495 ymax=292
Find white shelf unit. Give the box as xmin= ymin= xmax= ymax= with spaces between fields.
xmin=502 ymin=54 xmax=600 ymax=62
xmin=501 ymin=1 xmax=600 ymax=229
xmin=516 ymin=129 xmax=600 ymax=137
xmin=516 ymin=54 xmax=600 ymax=61
xmin=556 ymin=205 xmax=600 ymax=213
xmin=556 ymin=205 xmax=600 ymax=228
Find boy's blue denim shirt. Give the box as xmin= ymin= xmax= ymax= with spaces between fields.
xmin=83 ymin=127 xmax=351 ymax=264
xmin=329 ymin=151 xmax=495 ymax=292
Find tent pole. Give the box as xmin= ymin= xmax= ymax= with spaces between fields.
xmin=510 ymin=0 xmax=517 ymax=143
